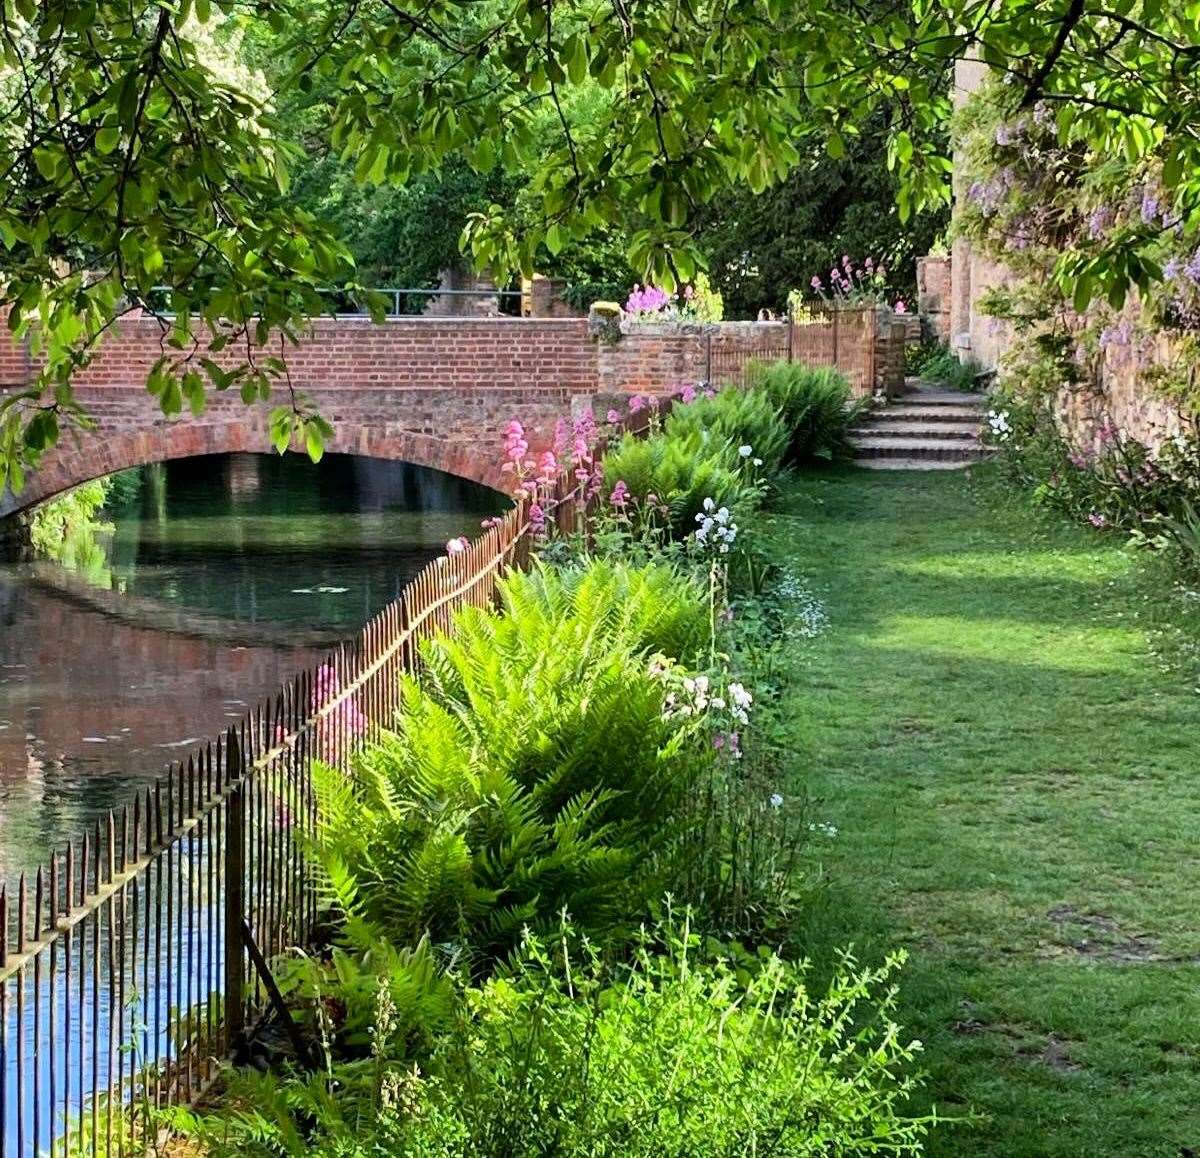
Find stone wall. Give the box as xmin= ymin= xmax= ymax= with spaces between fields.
xmin=916 ymin=256 xmax=951 ymax=342
xmin=523 ymin=275 xmax=583 ymax=318
xmin=946 ymin=57 xmax=1187 ymax=451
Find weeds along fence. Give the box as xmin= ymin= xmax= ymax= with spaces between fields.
xmin=0 ymin=482 xmax=581 ymax=1157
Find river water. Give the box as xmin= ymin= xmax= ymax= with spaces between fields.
xmin=0 ymin=451 xmax=504 ymax=891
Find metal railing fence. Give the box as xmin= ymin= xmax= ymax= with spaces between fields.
xmin=704 ymin=302 xmax=878 ymax=394
xmin=0 ymin=487 xmax=550 ymax=1157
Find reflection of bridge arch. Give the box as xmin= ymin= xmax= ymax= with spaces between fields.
xmin=0 ymin=419 xmax=509 ymax=518
xmin=24 ymin=561 xmax=345 ymax=649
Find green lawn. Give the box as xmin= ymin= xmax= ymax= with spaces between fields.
xmin=774 ymin=466 xmax=1200 ymax=1156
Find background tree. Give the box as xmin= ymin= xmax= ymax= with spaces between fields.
xmin=695 ymin=119 xmax=947 ymax=317
xmin=1 ymin=0 xmax=1197 ymax=487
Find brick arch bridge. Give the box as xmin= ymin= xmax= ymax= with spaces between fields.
xmin=4 ymin=416 xmax=513 ymax=517
xmin=0 ymin=309 xmax=888 ymax=518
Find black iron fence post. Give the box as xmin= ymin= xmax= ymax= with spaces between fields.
xmin=705 ymin=330 xmax=713 ymax=383
xmin=224 ymin=731 xmax=245 ymax=1048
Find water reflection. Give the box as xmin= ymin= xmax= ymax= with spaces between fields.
xmin=0 ymin=452 xmax=504 ymax=888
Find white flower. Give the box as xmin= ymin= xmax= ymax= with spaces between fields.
xmin=728 ymin=682 xmax=753 ymax=709
xmin=445 ymin=537 xmax=467 ymax=554
xmin=769 ymin=793 xmax=784 ymax=809
xmin=753 ymin=457 xmax=763 ymax=467
xmin=738 ymin=444 xmax=753 ymax=458
xmin=702 ymin=496 xmax=716 ymax=512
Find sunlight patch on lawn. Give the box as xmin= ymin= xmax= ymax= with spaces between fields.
xmin=891 ymin=550 xmax=1130 ymax=584
xmin=863 ymin=615 xmax=1146 ymax=671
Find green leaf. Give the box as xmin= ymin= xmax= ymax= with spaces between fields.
xmin=305 ymin=422 xmax=325 ymax=462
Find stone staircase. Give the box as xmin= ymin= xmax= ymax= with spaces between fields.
xmin=850 ymin=380 xmax=989 ymax=470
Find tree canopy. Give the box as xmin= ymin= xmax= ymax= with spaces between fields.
xmin=1 ymin=0 xmax=1197 ymax=485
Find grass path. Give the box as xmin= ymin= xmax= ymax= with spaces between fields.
xmin=775 ymin=467 xmax=1200 ymax=1156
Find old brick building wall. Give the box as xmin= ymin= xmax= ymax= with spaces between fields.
xmin=946 ymin=58 xmax=1186 ymax=450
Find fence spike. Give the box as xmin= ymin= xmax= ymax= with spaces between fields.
xmin=16 ymin=873 xmax=25 ymax=954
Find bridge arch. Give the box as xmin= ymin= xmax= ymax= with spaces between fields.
xmin=0 ymin=419 xmax=510 ymax=519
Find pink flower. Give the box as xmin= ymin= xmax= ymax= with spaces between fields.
xmin=480 ymin=516 xmax=501 ymax=529
xmin=537 ymin=451 xmax=559 ymax=484
xmin=552 ymin=417 xmax=570 ymax=456
xmin=810 ymin=275 xmax=822 ymax=290
xmin=610 ymin=479 xmax=629 ymax=508
xmin=1087 ymin=512 xmax=1108 ymax=528
xmin=446 ymin=536 xmax=469 ymax=555
xmin=529 ymin=502 xmax=546 ymax=533
xmin=894 ymin=299 xmax=908 ymax=314
xmin=606 ymin=408 xmax=622 ymax=424
xmin=678 ymin=384 xmax=697 ymax=404
xmin=628 ymin=394 xmax=647 ymax=414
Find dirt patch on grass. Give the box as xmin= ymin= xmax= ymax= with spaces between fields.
xmin=1041 ymin=904 xmax=1193 ymax=964
xmin=952 ymin=1001 xmax=1083 ymax=1073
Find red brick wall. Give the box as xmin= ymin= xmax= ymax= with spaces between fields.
xmin=0 ymin=309 xmax=888 ymax=514
xmin=0 ymin=310 xmax=30 ymax=386
xmin=0 ymin=316 xmax=602 ymax=514
xmin=916 ymin=256 xmax=952 ymax=343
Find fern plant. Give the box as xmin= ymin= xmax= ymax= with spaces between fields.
xmin=307 ymin=559 xmax=708 ymax=974
xmin=496 ymin=558 xmax=707 ymax=665
xmin=747 ymin=361 xmax=863 ymax=463
xmin=602 ymin=427 xmax=754 ymax=534
xmin=665 ymin=386 xmax=791 ymax=477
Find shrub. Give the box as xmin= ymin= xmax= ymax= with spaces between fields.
xmin=908 ymin=343 xmax=982 ymax=392
xmin=1161 ymin=498 xmax=1200 ymax=576
xmin=664 ymin=386 xmax=791 ymax=478
xmin=406 ymin=925 xmax=933 ymax=1157
xmin=307 ymin=560 xmax=708 ymax=969
xmin=747 ymin=362 xmax=861 ymax=463
xmin=601 ymin=427 xmax=755 ymax=533
xmin=190 ymin=921 xmax=933 ymax=1157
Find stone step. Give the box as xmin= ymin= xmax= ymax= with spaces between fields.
xmin=851 ymin=420 xmax=982 ymax=440
xmin=897 ymin=390 xmax=987 ymax=407
xmin=875 ymin=404 xmax=986 ymax=423
xmin=854 ymin=457 xmax=976 ymax=471
xmin=851 ymin=436 xmax=988 ymax=462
